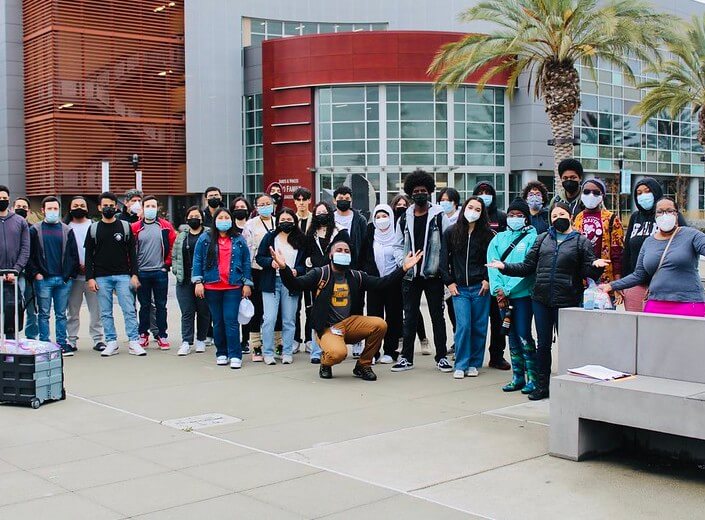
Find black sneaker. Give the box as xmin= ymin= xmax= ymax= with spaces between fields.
xmin=310 ymin=357 xmax=321 ymax=365
xmin=93 ymin=341 xmax=106 ymax=352
xmin=61 ymin=343 xmax=77 ymax=357
xmin=276 ymin=344 xmax=283 ymax=357
xmin=437 ymin=357 xmax=453 ymax=373
xmin=319 ymin=365 xmax=333 ymax=379
xmin=241 ymin=342 xmax=251 ymax=355
xmin=353 ymin=364 xmax=377 ymax=381
xmin=391 ymin=358 xmax=414 ymax=372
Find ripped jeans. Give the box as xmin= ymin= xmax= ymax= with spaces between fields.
xmin=502 ymin=296 xmax=537 ymax=383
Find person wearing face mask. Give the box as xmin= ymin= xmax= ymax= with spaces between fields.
xmin=487 ymin=199 xmax=538 ymax=392
xmin=440 ymin=196 xmax=495 ymax=379
xmin=267 ymin=182 xmax=285 ymax=215
xmin=172 ymin=206 xmax=211 ymax=356
xmin=244 ymin=193 xmax=277 ymax=362
xmin=27 ymin=196 xmax=80 ymax=356
xmin=13 ymin=197 xmax=38 ymax=341
xmin=192 ymin=208 xmax=253 ymax=368
xmin=573 ymin=178 xmax=624 ymax=294
xmin=13 ymin=197 xmax=30 ymax=220
xmin=203 ymin=187 xmax=224 ymax=228
xmin=333 ymin=186 xmax=367 ymax=270
xmin=620 ymin=178 xmax=687 ymax=311
xmin=66 ymin=195 xmax=106 ymax=353
xmin=256 ymin=208 xmax=307 ymax=365
xmin=471 ymin=180 xmax=510 ymax=370
xmin=521 ymin=181 xmax=550 ymax=234
xmin=275 ymin=236 xmax=423 ymax=381
xmin=131 ymin=196 xmax=177 ymax=350
xmin=390 ymin=194 xmax=411 ymax=225
xmin=292 ymin=188 xmax=313 ymax=353
xmin=118 ymin=189 xmax=143 ymax=224
xmin=551 ymin=158 xmax=584 ymax=219
xmin=602 ymin=197 xmax=705 ymax=317
xmin=487 ymin=203 xmax=608 ymax=400
xmin=230 ymin=196 xmax=255 ymax=353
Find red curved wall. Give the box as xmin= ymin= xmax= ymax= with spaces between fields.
xmin=261 ymin=31 xmax=510 ymax=202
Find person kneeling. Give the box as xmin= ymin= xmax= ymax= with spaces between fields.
xmin=272 ymin=239 xmax=422 ymax=381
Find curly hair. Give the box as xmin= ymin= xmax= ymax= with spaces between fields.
xmin=521 ymin=181 xmax=549 ymax=205
xmin=558 ymin=158 xmax=583 ymax=178
xmin=403 ymin=169 xmax=435 ymax=197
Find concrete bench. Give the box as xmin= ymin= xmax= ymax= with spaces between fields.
xmin=550 ymin=308 xmax=705 ymax=461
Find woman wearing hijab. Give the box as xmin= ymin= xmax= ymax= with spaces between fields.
xmin=364 ymin=204 xmax=403 ymax=364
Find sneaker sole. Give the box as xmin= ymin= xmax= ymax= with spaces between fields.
xmin=390 ymin=366 xmax=414 ymax=372
xmin=129 ymin=350 xmax=147 ymax=356
xmin=438 ymin=367 xmax=453 ymax=373
xmin=101 ymin=351 xmax=119 ymax=357
xmin=62 ymin=352 xmax=75 ymax=357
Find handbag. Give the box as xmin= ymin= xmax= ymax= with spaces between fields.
xmin=643 ymin=227 xmax=679 ymax=302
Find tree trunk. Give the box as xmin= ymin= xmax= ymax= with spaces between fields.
xmin=542 ymin=62 xmax=581 ymax=199
xmin=698 ymin=109 xmax=705 ymax=152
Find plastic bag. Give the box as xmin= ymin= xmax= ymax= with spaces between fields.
xmin=583 ymin=278 xmax=613 ymax=310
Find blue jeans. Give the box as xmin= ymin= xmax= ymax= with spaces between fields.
xmin=310 ymin=333 xmax=322 ymax=360
xmin=502 ymin=297 xmax=537 ymax=376
xmin=137 ymin=270 xmax=169 ymax=337
xmin=204 ymin=288 xmax=242 ymax=359
xmin=96 ymin=275 xmax=139 ymax=342
xmin=262 ymin=277 xmax=299 ymax=356
xmin=20 ymin=276 xmax=38 ymax=339
xmin=532 ymin=300 xmax=560 ymax=378
xmin=452 ymin=284 xmax=490 ymax=371
xmin=35 ymin=276 xmax=72 ymax=344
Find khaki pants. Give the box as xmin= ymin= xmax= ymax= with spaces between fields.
xmin=317 ymin=316 xmax=387 ymax=368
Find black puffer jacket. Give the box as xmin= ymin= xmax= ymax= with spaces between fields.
xmin=502 ymin=229 xmax=602 ymax=308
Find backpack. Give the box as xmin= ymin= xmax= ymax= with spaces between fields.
xmin=316 ymin=265 xmax=362 ymax=297
xmin=89 ymin=220 xmax=131 ymax=244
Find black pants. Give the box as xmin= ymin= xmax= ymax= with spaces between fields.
xmin=250 ymin=270 xmax=264 ymax=333
xmin=367 ymin=278 xmax=403 ymax=359
xmin=294 ymin=290 xmax=312 ymax=344
xmin=447 ymin=296 xmax=456 ymax=331
xmin=489 ymin=296 xmax=506 ymax=360
xmin=175 ymin=282 xmax=211 ymax=344
xmin=416 ymin=309 xmax=426 ymax=340
xmin=402 ymin=277 xmax=447 ymax=363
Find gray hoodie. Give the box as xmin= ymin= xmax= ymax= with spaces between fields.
xmin=0 ymin=212 xmax=30 ymax=273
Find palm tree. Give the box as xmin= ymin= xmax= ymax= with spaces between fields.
xmin=429 ymin=0 xmax=672 ymax=192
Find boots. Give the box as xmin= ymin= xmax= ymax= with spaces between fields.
xmin=522 ymin=340 xmax=538 ymax=395
xmin=528 ymin=373 xmax=550 ymax=401
xmin=502 ymin=346 xmax=525 ymax=392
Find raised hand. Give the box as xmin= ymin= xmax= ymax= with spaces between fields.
xmin=402 ymin=250 xmax=424 ymax=272
xmin=269 ymin=246 xmax=287 ymax=269
xmin=486 ymin=260 xmax=505 ymax=270
xmin=593 ymin=259 xmax=611 ymax=268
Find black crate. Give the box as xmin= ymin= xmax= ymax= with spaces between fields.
xmin=0 ymin=351 xmax=65 ymax=409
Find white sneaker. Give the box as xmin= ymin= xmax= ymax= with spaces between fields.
xmin=282 ymin=354 xmax=293 ymax=364
xmin=453 ymin=369 xmax=465 ymax=379
xmin=205 ymin=337 xmax=214 ymax=346
xmin=420 ymin=338 xmax=432 ymax=356
xmin=292 ymin=342 xmax=300 ymax=354
xmin=177 ymin=342 xmax=191 ymax=356
xmin=352 ymin=342 xmax=363 ymax=358
xmin=304 ymin=341 xmax=312 ymax=353
xmin=230 ymin=358 xmax=242 ymax=369
xmin=101 ymin=341 xmax=119 ymax=357
xmin=397 ymin=338 xmax=403 ymax=353
xmin=194 ymin=340 xmax=206 ymax=353
xmin=379 ymin=355 xmax=394 ymax=364
xmin=264 ymin=356 xmax=276 ymax=365
xmin=216 ymin=355 xmax=228 ymax=366
xmin=467 ymin=367 xmax=479 ymax=377
xmin=128 ymin=341 xmax=147 ymax=356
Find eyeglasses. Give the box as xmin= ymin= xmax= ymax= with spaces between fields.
xmin=582 ymin=189 xmax=601 ymax=196
xmin=655 ymin=209 xmax=678 ymax=216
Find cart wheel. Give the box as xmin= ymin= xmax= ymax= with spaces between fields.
xmin=30 ymin=398 xmax=40 ymax=409
xmin=60 ymin=389 xmax=66 ymax=400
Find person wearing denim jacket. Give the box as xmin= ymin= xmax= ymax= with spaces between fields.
xmin=192 ymin=208 xmax=253 ymax=369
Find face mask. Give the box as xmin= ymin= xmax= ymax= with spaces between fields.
xmin=464 ymin=209 xmax=480 ymax=223
xmin=439 ymin=200 xmax=454 ymax=214
xmin=394 ymin=207 xmax=407 ymax=219
xmin=332 ymin=252 xmax=352 ymax=267
xmin=70 ymin=208 xmax=87 ymax=220
xmin=581 ymin=193 xmax=603 ymax=210
xmin=102 ymin=206 xmax=117 ymax=219
xmin=14 ymin=208 xmax=28 ymax=219
xmin=45 ymin=210 xmax=60 ymax=224
xmin=336 ymin=200 xmax=351 ymax=212
xmin=656 ymin=213 xmax=677 ymax=233
xmin=187 ymin=218 xmax=202 ymax=230
xmin=637 ymin=193 xmax=654 ymax=211
xmin=562 ymin=180 xmax=580 ymax=195
xmin=143 ymin=208 xmax=158 ymax=221
xmin=374 ymin=216 xmax=391 ymax=230
xmin=215 ymin=220 xmax=232 ymax=232
xmin=479 ymin=194 xmax=493 ymax=207
xmin=130 ymin=201 xmax=141 ymax=214
xmin=0 ymin=200 xmax=9 ymax=212
xmin=526 ymin=194 xmax=543 ymax=211
xmin=553 ymin=217 xmax=571 ymax=233
xmin=507 ymin=217 xmax=526 ymax=231
xmin=271 ymin=193 xmax=282 ymax=205
xmin=412 ymin=193 xmax=429 ymax=206
xmin=314 ymin=213 xmax=332 ymax=227
xmin=233 ymin=209 xmax=249 ymax=221
xmin=207 ymin=197 xmax=222 ymax=209
xmin=258 ymin=205 xmax=274 ymax=217
xmin=278 ymin=222 xmax=295 ymax=234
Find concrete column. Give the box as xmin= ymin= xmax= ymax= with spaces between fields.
xmin=688 ymin=177 xmax=700 ymax=214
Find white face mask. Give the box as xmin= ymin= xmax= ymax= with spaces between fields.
xmin=130 ymin=201 xmax=142 ymax=214
xmin=581 ymin=193 xmax=603 ymax=210
xmin=374 ymin=216 xmax=391 ymax=231
xmin=656 ymin=213 xmax=677 ymax=232
xmin=464 ymin=209 xmax=481 ymax=223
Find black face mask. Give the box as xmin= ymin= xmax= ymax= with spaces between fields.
xmin=70 ymin=208 xmax=88 ymax=220
xmin=336 ymin=200 xmax=351 ymax=212
xmin=271 ymin=193 xmax=282 ymax=205
xmin=562 ymin=180 xmax=580 ymax=195
xmin=314 ymin=213 xmax=332 ymax=227
xmin=207 ymin=198 xmax=222 ymax=209
xmin=14 ymin=208 xmax=28 ymax=219
xmin=394 ymin=207 xmax=407 ymax=219
xmin=412 ymin=193 xmax=429 ymax=206
xmin=0 ymin=200 xmax=9 ymax=212
xmin=278 ymin=222 xmax=295 ymax=234
xmin=187 ymin=218 xmax=202 ymax=230
xmin=553 ymin=217 xmax=571 ymax=233
xmin=232 ymin=209 xmax=249 ymax=221
xmin=101 ymin=207 xmax=117 ymax=219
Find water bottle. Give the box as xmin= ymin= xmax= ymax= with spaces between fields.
xmin=583 ymin=285 xmax=596 ymax=310
xmin=501 ymin=306 xmax=513 ymax=335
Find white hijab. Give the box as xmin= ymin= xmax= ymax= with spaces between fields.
xmin=373 ymin=204 xmax=396 ymax=276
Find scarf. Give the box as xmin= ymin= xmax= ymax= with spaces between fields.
xmin=372 ymin=204 xmax=397 ymax=276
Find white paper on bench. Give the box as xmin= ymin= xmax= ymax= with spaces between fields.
xmin=567 ymin=365 xmax=631 ymax=381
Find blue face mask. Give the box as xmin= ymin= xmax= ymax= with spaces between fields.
xmin=215 ymin=220 xmax=232 ymax=232
xmin=479 ymin=194 xmax=493 ymax=207
xmin=439 ymin=200 xmax=454 ymax=214
xmin=143 ymin=207 xmax=158 ymax=221
xmin=45 ymin=210 xmax=60 ymax=224
xmin=506 ymin=217 xmax=526 ymax=231
xmin=258 ymin=205 xmax=274 ymax=217
xmin=637 ymin=192 xmax=654 ymax=211
xmin=332 ymin=252 xmax=352 ymax=267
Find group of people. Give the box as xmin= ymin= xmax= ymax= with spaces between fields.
xmin=4 ymin=157 xmax=705 ymax=395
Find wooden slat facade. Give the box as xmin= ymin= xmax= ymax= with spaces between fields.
xmin=23 ymin=0 xmax=186 ymax=196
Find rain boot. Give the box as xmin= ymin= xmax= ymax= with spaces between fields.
xmin=502 ymin=344 xmax=526 ymax=392
xmin=528 ymin=372 xmax=550 ymax=401
xmin=521 ymin=339 xmax=538 ymax=395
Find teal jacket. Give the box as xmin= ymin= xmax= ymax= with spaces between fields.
xmin=486 ymin=226 xmax=537 ymax=299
